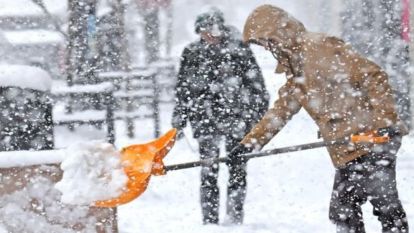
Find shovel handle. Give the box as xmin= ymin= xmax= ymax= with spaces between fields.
xmin=165 ymin=132 xmax=390 ymax=173
xmin=164 ymin=140 xmax=342 ymax=172
xmin=351 ymin=134 xmax=390 ymax=144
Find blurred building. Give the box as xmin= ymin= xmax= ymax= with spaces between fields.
xmin=0 ymin=0 xmax=66 ymax=79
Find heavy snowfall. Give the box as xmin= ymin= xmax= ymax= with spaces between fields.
xmin=0 ymin=0 xmax=413 ymax=233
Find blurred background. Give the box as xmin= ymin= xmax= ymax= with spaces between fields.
xmin=0 ymin=0 xmax=411 ymax=128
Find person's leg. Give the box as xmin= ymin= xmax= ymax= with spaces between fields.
xmin=225 ymin=136 xmax=247 ymax=224
xmin=329 ymin=161 xmax=367 ymax=233
xmin=198 ymin=135 xmax=220 ymax=224
xmin=366 ymin=138 xmax=409 ymax=233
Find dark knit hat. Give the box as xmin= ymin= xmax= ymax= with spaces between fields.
xmin=194 ymin=7 xmax=225 ymax=34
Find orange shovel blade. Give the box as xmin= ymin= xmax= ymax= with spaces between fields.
xmin=94 ymin=128 xmax=177 ymax=207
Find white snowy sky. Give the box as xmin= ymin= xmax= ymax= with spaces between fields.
xmin=170 ymin=0 xmax=343 ymax=46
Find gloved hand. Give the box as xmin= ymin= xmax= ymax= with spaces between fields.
xmin=171 ymin=114 xmax=187 ymax=130
xmin=377 ymin=127 xmax=399 ymax=137
xmin=226 ymin=143 xmax=254 ymax=166
xmin=171 ymin=115 xmax=186 ymax=141
xmin=176 ymin=129 xmax=185 ymax=141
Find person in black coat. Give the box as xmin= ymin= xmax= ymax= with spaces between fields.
xmin=171 ymin=8 xmax=269 ymax=225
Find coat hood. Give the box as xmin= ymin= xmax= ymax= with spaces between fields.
xmin=243 ymin=5 xmax=306 ymax=50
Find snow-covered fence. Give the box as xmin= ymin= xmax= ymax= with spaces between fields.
xmin=0 ymin=150 xmax=118 ymax=233
xmin=98 ymin=69 xmax=161 ymax=138
xmin=134 ymin=59 xmax=177 ymax=104
xmin=2 ymin=30 xmax=65 ymax=80
xmin=52 ymin=82 xmax=116 ymax=144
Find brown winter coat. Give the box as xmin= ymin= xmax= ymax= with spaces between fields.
xmin=241 ymin=5 xmax=408 ymax=167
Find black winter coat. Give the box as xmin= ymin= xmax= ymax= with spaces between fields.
xmin=172 ymin=36 xmax=269 ymax=139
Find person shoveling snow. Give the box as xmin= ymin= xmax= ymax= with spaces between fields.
xmin=55 ymin=128 xmax=177 ymax=207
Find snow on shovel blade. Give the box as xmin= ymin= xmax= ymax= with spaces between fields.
xmin=94 ymin=128 xmax=177 ymax=207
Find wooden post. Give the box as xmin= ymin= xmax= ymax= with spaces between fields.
xmin=45 ymin=100 xmax=55 ymax=149
xmin=111 ymin=0 xmax=133 ymax=138
xmin=143 ymin=8 xmax=160 ymax=64
xmin=114 ymin=0 xmax=131 ymax=72
xmin=165 ymin=3 xmax=173 ymax=57
xmin=105 ymin=91 xmax=116 ymax=144
xmin=67 ymin=0 xmax=89 ymax=83
xmin=152 ymin=74 xmax=160 ymax=138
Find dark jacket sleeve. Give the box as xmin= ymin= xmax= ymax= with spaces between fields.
xmin=240 ymin=43 xmax=270 ymax=128
xmin=171 ymin=47 xmax=192 ymax=129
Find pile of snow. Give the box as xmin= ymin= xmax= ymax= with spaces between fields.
xmin=0 ymin=174 xmax=96 ymax=233
xmin=0 ymin=64 xmax=52 ymax=91
xmin=0 ymin=150 xmax=64 ymax=168
xmin=55 ymin=141 xmax=128 ymax=205
xmin=0 ymin=225 xmax=6 ymax=233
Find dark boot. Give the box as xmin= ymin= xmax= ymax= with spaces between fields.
xmin=336 ymin=222 xmax=366 ymax=233
xmin=226 ymin=162 xmax=246 ymax=224
xmin=368 ymin=138 xmax=409 ymax=233
xmin=226 ymin=187 xmax=245 ymax=224
xmin=225 ymin=136 xmax=247 ymax=224
xmin=201 ymin=185 xmax=219 ymax=224
xmin=372 ymin=196 xmax=409 ymax=233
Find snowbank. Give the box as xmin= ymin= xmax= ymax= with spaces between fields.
xmin=55 ymin=141 xmax=128 ymax=205
xmin=52 ymin=81 xmax=114 ymax=94
xmin=0 ymin=64 xmax=52 ymax=91
xmin=0 ymin=150 xmax=64 ymax=168
xmin=3 ymin=30 xmax=64 ymax=45
xmin=0 ymin=0 xmax=67 ymax=17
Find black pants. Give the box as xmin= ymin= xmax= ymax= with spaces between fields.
xmin=197 ymin=135 xmax=247 ymax=224
xmin=329 ymin=137 xmax=408 ymax=233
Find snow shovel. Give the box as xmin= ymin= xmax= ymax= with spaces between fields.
xmin=94 ymin=129 xmax=389 ymax=207
xmin=94 ymin=128 xmax=177 ymax=207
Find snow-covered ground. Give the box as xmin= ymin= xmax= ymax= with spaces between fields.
xmin=56 ymin=141 xmax=127 ymax=206
xmin=52 ymin=46 xmax=414 ymax=232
